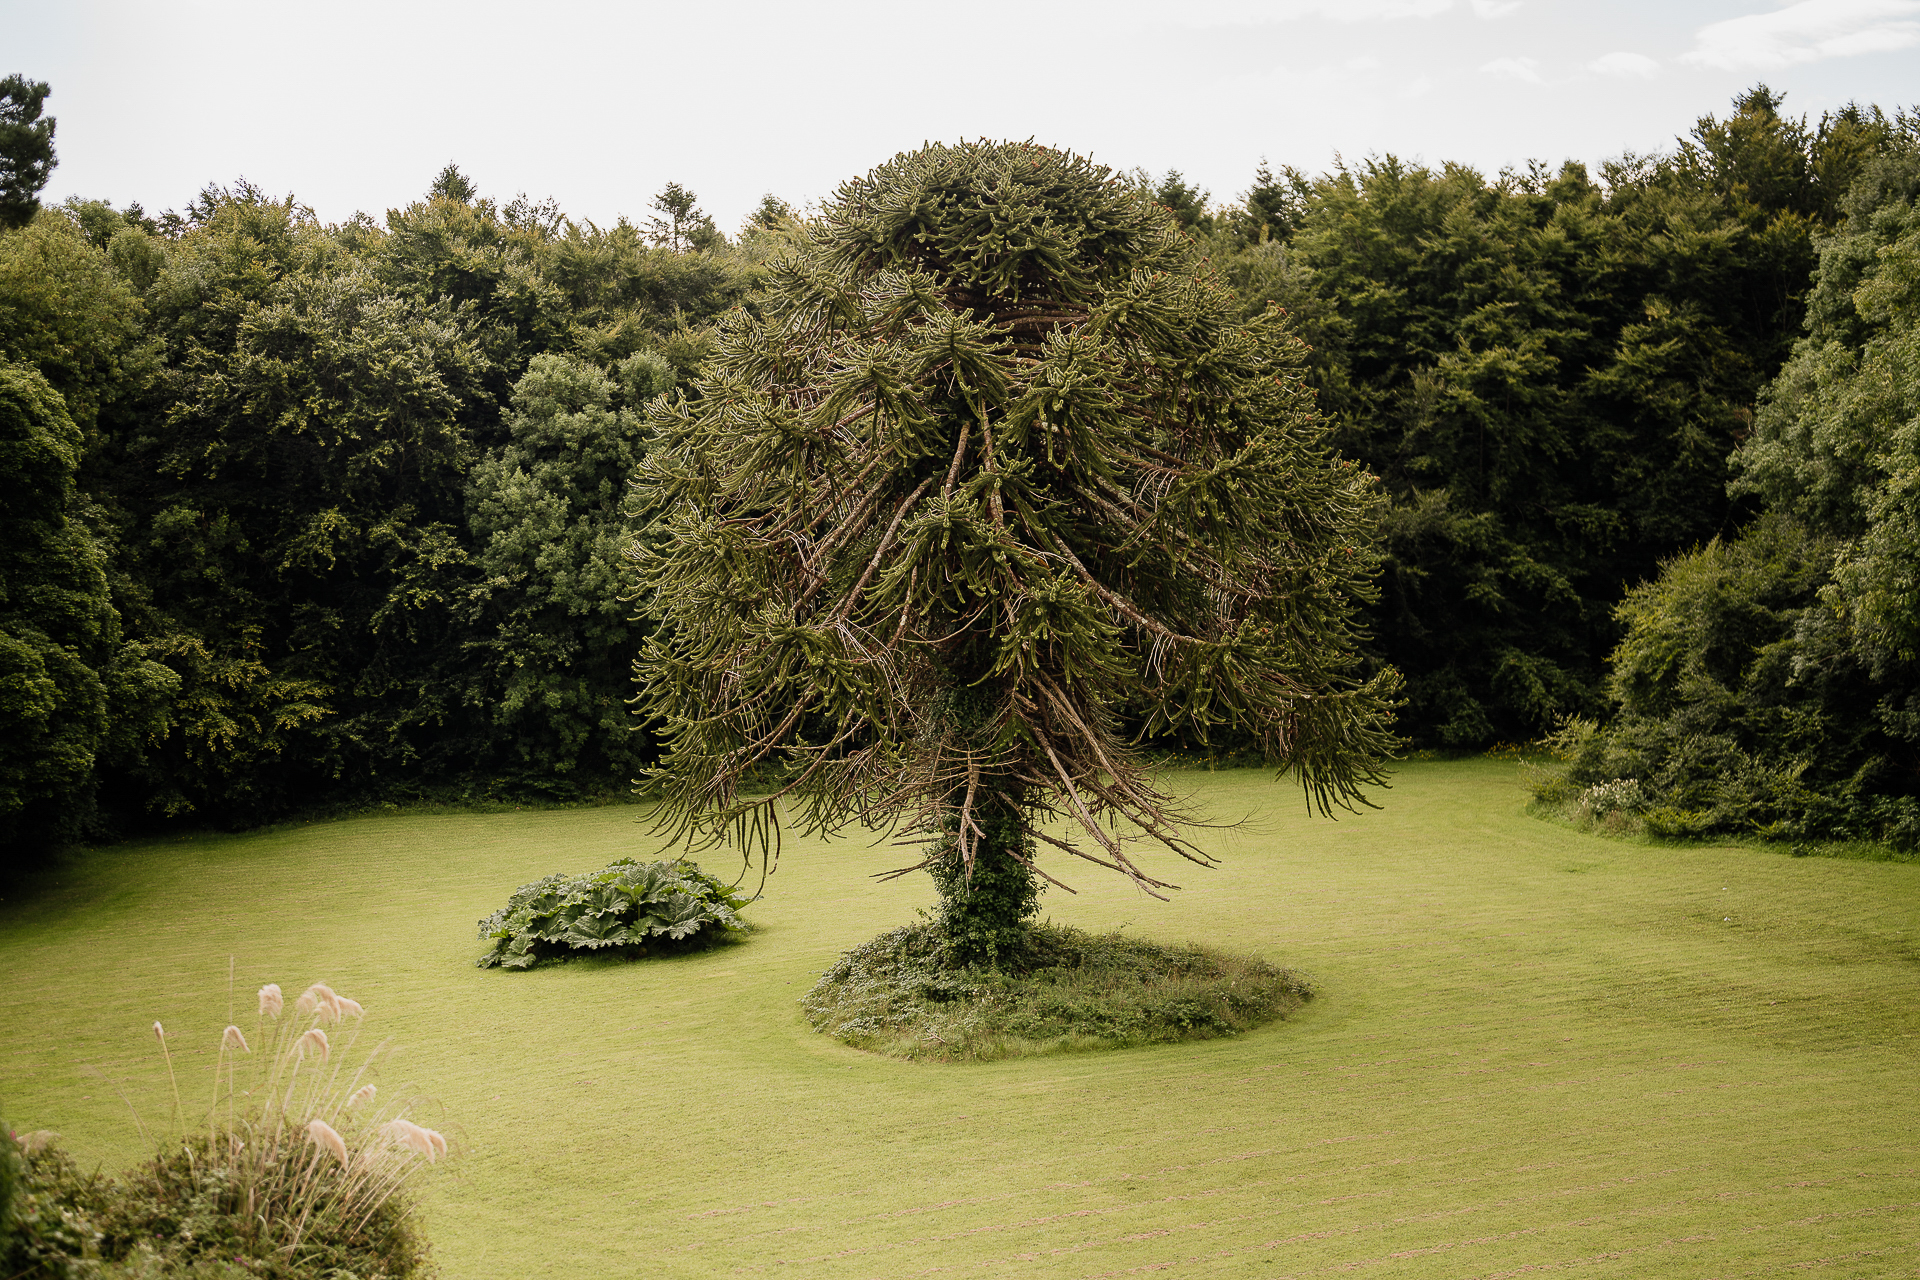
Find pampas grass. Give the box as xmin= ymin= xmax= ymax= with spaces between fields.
xmin=307 ymin=1118 xmax=348 ymax=1167
xmin=115 ymin=976 xmax=449 ymax=1277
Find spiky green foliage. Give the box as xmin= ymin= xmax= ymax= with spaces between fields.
xmin=631 ymin=140 xmax=1399 ymax=961
xmin=475 ymin=857 xmax=749 ymax=969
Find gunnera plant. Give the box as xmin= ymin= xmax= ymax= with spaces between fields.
xmin=476 ymin=857 xmax=748 ymax=969
xmin=5 ymin=981 xmax=445 ymax=1279
xmin=803 ymin=922 xmax=1315 ymax=1062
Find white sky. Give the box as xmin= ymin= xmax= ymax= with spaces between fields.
xmin=5 ymin=0 xmax=1917 ymax=234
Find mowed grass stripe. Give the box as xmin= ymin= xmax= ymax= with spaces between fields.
xmin=1 ymin=760 xmax=1916 ymax=1278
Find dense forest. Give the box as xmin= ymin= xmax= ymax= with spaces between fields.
xmin=3 ymin=81 xmax=1917 ymax=865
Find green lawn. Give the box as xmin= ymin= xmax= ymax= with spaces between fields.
xmin=3 ymin=760 xmax=1917 ymax=1278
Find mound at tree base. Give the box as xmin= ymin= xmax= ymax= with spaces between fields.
xmin=802 ymin=922 xmax=1315 ymax=1062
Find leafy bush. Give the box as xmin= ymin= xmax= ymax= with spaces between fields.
xmin=2 ymin=981 xmax=444 ymax=1278
xmin=1 ymin=1130 xmax=107 ymax=1280
xmin=1537 ymin=148 xmax=1920 ymax=851
xmin=803 ymin=923 xmax=1314 ymax=1062
xmin=475 ymin=857 xmax=748 ymax=969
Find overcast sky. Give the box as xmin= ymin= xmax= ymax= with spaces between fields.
xmin=6 ymin=0 xmax=1917 ymax=234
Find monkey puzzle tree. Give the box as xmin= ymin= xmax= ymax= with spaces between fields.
xmin=631 ymin=141 xmax=1400 ymax=964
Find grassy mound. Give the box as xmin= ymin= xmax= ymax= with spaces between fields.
xmin=801 ymin=922 xmax=1314 ymax=1061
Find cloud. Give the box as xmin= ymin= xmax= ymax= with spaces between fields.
xmin=1135 ymin=0 xmax=1453 ymax=25
xmin=1479 ymin=55 xmax=1545 ymax=83
xmin=1681 ymin=0 xmax=1920 ymax=69
xmin=1400 ymin=74 xmax=1437 ymax=97
xmin=1232 ymin=54 xmax=1392 ymax=96
xmin=1589 ymin=51 xmax=1661 ymax=77
xmin=1470 ymin=0 xmax=1524 ymax=16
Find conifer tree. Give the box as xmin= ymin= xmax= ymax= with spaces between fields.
xmin=0 ymin=75 xmax=55 ymax=230
xmin=633 ymin=142 xmax=1401 ymax=962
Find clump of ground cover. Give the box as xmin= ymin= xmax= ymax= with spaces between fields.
xmin=2 ymin=981 xmax=444 ymax=1279
xmin=802 ymin=923 xmax=1314 ymax=1062
xmin=476 ymin=857 xmax=749 ymax=969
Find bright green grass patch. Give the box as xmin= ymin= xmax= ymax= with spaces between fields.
xmin=3 ymin=760 xmax=1918 ymax=1278
xmin=801 ymin=922 xmax=1314 ymax=1061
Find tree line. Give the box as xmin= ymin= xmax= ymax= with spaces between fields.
xmin=2 ymin=81 xmax=1915 ymax=863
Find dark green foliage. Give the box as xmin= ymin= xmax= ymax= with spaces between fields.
xmin=1223 ymin=160 xmax=1312 ymax=249
xmin=98 ymin=1134 xmax=430 ymax=1280
xmin=923 ymin=806 xmax=1041 ymax=967
xmin=427 ymin=163 xmax=477 ymax=204
xmin=1210 ymin=89 xmax=1907 ymax=747
xmin=0 ymin=76 xmax=55 ymax=230
xmin=1545 ymin=518 xmax=1906 ymax=843
xmin=1149 ymin=169 xmax=1213 ymax=235
xmin=476 ymin=857 xmax=749 ymax=969
xmin=0 ymin=1129 xmax=431 ymax=1280
xmin=645 ymin=182 xmax=722 ymax=254
xmin=464 ymin=353 xmax=666 ymax=790
xmin=802 ymin=922 xmax=1315 ymax=1061
xmin=117 ymin=192 xmax=489 ymax=818
xmin=0 ymin=363 xmax=110 ymax=849
xmin=0 ymin=361 xmax=173 ymax=861
xmin=7 ymin=173 xmax=762 ymax=836
xmin=0 ymin=206 xmax=150 ymax=436
xmin=633 ymin=140 xmax=1399 ymax=965
xmin=6 ymin=89 xmax=1914 ymax=851
xmin=0 ymin=1126 xmax=12 ymax=1253
xmin=0 ymin=1134 xmax=106 ymax=1280
xmin=1554 ymin=135 xmax=1920 ymax=847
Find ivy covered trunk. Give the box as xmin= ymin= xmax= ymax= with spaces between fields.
xmin=924 ymin=663 xmax=1040 ymax=965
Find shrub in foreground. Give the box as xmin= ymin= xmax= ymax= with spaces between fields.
xmin=476 ymin=857 xmax=748 ymax=969
xmin=2 ymin=981 xmax=444 ymax=1278
xmin=803 ymin=923 xmax=1314 ymax=1062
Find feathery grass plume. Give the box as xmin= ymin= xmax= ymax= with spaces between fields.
xmin=307 ymin=1117 xmax=348 ymax=1166
xmin=301 ymin=982 xmax=344 ymax=1023
xmin=379 ymin=1119 xmax=445 ymax=1163
xmin=118 ymin=974 xmax=449 ymax=1276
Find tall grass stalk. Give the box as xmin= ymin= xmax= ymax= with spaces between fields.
xmin=136 ymin=979 xmax=449 ymax=1268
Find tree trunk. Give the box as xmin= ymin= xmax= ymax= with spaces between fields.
xmin=927 ymin=789 xmax=1039 ymax=968
xmin=925 ymin=660 xmax=1040 ymax=968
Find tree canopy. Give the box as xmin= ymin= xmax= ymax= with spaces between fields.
xmin=0 ymin=76 xmax=55 ymax=230
xmin=4 ymin=83 xmax=1918 ymax=869
xmin=1558 ymin=138 xmax=1920 ymax=847
xmin=631 ymin=141 xmax=1399 ymax=959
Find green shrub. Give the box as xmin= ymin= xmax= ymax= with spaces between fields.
xmin=476 ymin=857 xmax=748 ymax=969
xmin=803 ymin=923 xmax=1314 ymax=1062
xmin=0 ymin=1131 xmax=108 ymax=1280
xmin=3 ymin=980 xmax=448 ymax=1279
xmin=93 ymin=1129 xmax=431 ymax=1280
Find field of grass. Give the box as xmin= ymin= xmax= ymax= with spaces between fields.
xmin=3 ymin=759 xmax=1917 ymax=1278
